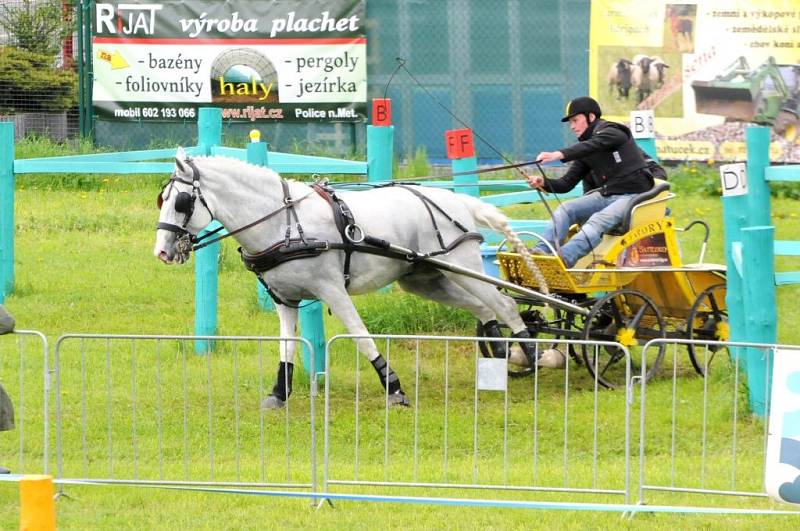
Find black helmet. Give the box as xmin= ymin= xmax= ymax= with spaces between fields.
xmin=561 ymin=96 xmax=602 ymax=122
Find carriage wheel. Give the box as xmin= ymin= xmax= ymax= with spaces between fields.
xmin=686 ymin=283 xmax=729 ymax=376
xmin=475 ymin=309 xmax=578 ymax=378
xmin=580 ymin=289 xmax=666 ymax=389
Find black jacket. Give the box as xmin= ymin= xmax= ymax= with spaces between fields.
xmin=541 ymin=119 xmax=655 ymax=196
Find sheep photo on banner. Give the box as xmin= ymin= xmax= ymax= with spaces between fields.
xmin=590 ymin=0 xmax=800 ymax=163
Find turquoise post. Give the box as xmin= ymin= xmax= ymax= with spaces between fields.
xmin=299 ymin=300 xmax=326 ymax=376
xmin=741 ymin=225 xmax=776 ymax=418
xmin=635 ymin=138 xmax=658 ymax=161
xmin=721 ymin=188 xmax=749 ymax=368
xmin=740 ymin=126 xmax=775 ymax=417
xmin=194 ymin=108 xmax=222 ymax=353
xmin=246 ymin=135 xmax=275 ymax=311
xmin=745 ymin=126 xmax=772 ymax=226
xmin=452 ymin=156 xmax=479 ymax=197
xmin=367 ymin=117 xmax=395 ymax=294
xmin=0 ymin=122 xmax=13 ymax=298
xmin=366 ymin=124 xmax=393 ymax=182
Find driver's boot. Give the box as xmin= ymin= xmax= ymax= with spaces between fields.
xmin=511 ymin=329 xmax=540 ymax=368
xmin=482 ymin=320 xmax=509 ymax=358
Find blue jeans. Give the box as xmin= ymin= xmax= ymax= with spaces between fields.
xmin=533 ymin=191 xmax=636 ymax=267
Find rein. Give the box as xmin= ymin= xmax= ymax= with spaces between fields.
xmin=192 ymin=188 xmax=315 ymax=251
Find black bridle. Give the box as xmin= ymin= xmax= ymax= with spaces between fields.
xmin=156 ymin=157 xmax=315 ymax=253
xmin=156 ymin=158 xmax=220 ymax=252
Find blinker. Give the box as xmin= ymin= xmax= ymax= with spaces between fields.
xmin=174 ymin=191 xmax=194 ymax=214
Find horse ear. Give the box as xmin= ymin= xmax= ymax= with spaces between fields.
xmin=175 ymin=147 xmax=188 ymax=173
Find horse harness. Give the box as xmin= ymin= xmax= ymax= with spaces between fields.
xmin=157 ymin=158 xmax=483 ymax=305
xmin=239 ymin=182 xmax=483 ymax=299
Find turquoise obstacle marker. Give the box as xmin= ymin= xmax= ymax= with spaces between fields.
xmin=635 ymin=137 xmax=658 ymax=161
xmin=299 ymin=300 xmax=326 ymax=375
xmin=367 ymin=124 xmax=393 ymax=182
xmin=0 ymin=122 xmax=13 ymax=298
xmin=194 ymin=222 xmax=221 ymax=354
xmin=246 ymin=136 xmax=275 ymax=312
xmin=193 ymin=108 xmax=223 ymax=354
xmin=724 ymin=125 xmax=800 ymax=417
xmin=452 ymin=156 xmax=479 ymax=197
xmin=741 ymin=225 xmax=776 ymax=416
xmin=722 ymin=180 xmax=750 ymax=371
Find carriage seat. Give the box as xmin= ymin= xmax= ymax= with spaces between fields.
xmin=607 ymin=180 xmax=672 ymax=236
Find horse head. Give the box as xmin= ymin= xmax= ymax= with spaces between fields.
xmin=153 ymin=147 xmax=214 ymax=264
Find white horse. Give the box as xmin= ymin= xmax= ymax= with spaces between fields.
xmin=154 ymin=148 xmax=551 ymax=408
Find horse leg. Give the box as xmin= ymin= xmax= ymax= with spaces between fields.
xmin=262 ymin=303 xmax=299 ymax=409
xmin=317 ymin=285 xmax=409 ymax=406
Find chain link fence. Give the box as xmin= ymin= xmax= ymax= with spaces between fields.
xmin=0 ymin=0 xmax=588 ymax=161
xmin=0 ymin=0 xmax=80 ymax=141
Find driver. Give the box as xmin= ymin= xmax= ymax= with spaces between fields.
xmin=527 ymin=96 xmax=659 ymax=268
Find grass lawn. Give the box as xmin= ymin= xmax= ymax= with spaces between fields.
xmin=0 ymin=144 xmax=799 ymax=528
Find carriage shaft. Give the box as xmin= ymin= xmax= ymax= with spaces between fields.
xmin=419 ymin=255 xmax=590 ymax=316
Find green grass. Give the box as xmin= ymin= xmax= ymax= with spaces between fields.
xmin=1 ymin=139 xmax=799 ymax=528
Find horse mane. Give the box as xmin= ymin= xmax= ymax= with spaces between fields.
xmin=194 ymin=155 xmax=279 ymax=178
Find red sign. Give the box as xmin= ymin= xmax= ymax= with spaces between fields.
xmin=444 ymin=128 xmax=475 ymax=159
xmin=372 ymin=98 xmax=391 ymax=126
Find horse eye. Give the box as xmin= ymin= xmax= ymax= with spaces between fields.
xmin=174 ymin=192 xmax=193 ymax=214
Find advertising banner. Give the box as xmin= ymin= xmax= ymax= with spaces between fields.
xmin=589 ymin=1 xmax=800 ymax=162
xmin=92 ymin=0 xmax=367 ymax=123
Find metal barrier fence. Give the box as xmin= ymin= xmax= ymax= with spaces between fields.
xmin=638 ymin=338 xmax=781 ymax=509
xmin=0 ymin=330 xmax=49 ymax=475
xmin=6 ymin=330 xmax=800 ymax=515
xmin=323 ymin=334 xmax=634 ymax=504
xmin=51 ymin=334 xmax=318 ymax=492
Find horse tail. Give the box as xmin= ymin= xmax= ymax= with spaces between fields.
xmin=457 ymin=195 xmax=550 ymax=296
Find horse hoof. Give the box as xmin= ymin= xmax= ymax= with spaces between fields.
xmin=261 ymin=395 xmax=285 ymax=410
xmin=388 ymin=391 xmax=410 ymax=407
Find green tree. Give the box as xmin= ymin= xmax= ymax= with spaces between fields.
xmin=0 ymin=47 xmax=77 ymax=112
xmin=0 ymin=0 xmax=72 ymax=57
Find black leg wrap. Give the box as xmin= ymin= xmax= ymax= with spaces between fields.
xmin=482 ymin=320 xmax=508 ymax=358
xmin=270 ymin=361 xmax=294 ymax=402
xmin=511 ymin=330 xmax=540 ymax=368
xmin=370 ymin=355 xmax=403 ymax=395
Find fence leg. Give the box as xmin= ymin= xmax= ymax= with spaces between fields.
xmin=742 ymin=225 xmax=776 ymax=417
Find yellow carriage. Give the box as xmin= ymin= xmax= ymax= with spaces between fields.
xmin=480 ymin=181 xmax=728 ymax=388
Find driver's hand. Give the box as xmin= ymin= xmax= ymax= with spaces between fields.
xmin=527 ymin=175 xmax=545 ymax=189
xmin=536 ymin=151 xmax=564 ymax=163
